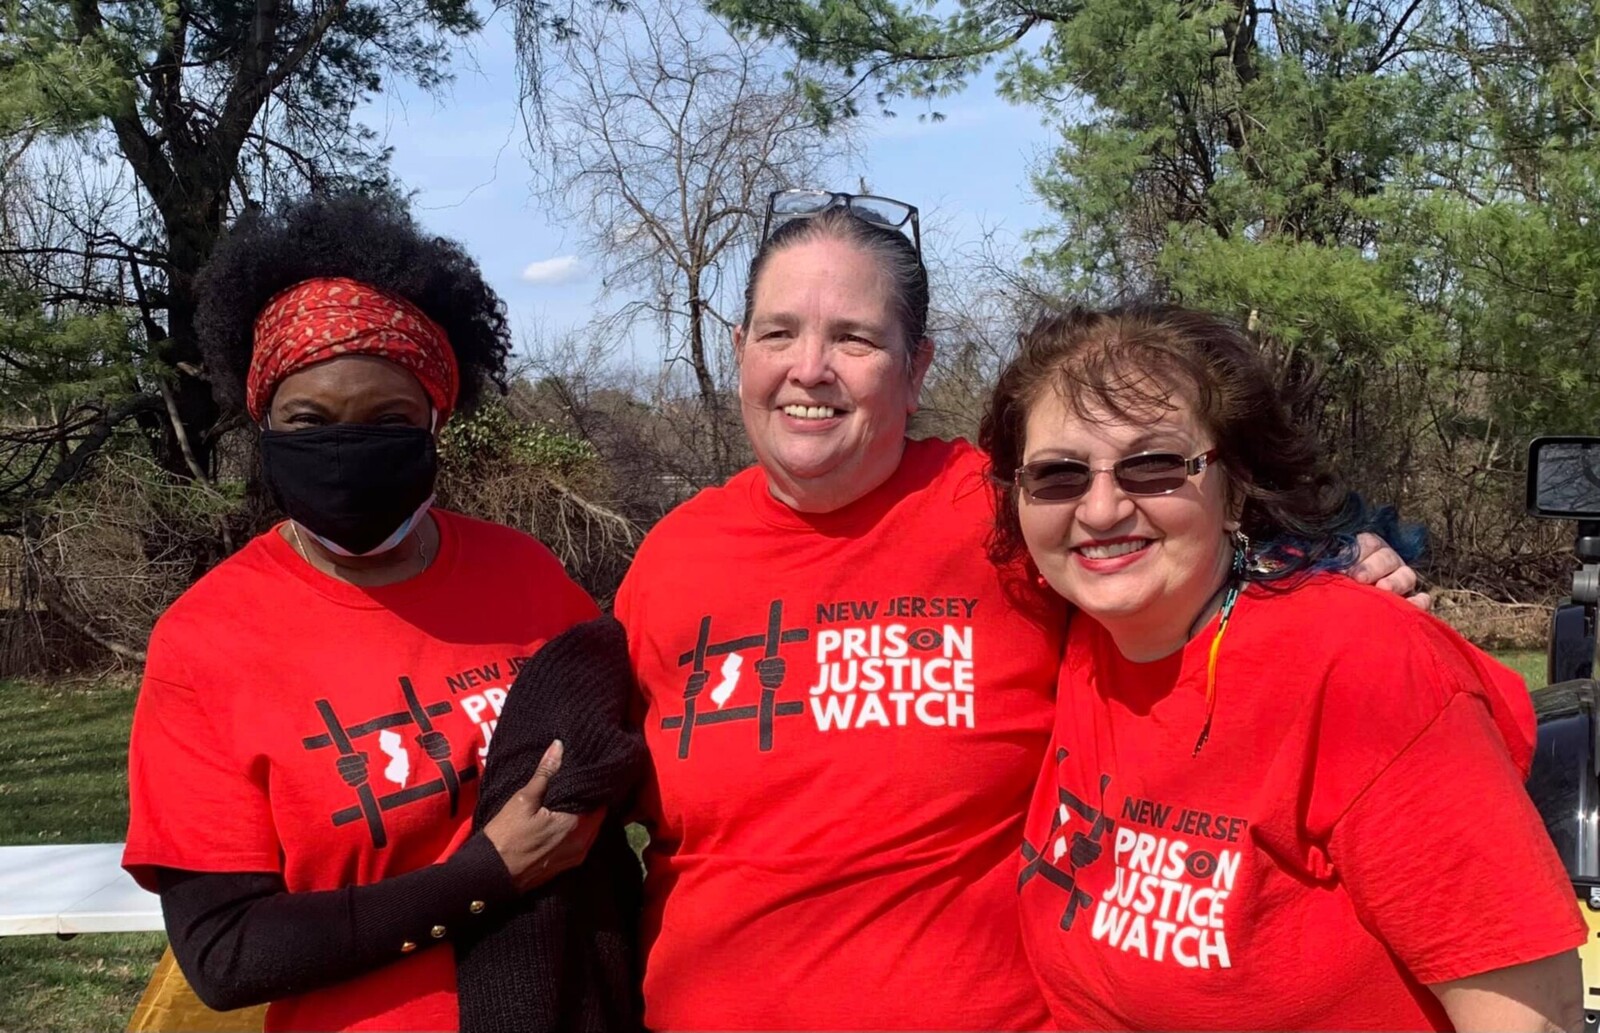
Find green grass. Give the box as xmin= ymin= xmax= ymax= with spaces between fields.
xmin=1493 ymin=650 xmax=1547 ymax=691
xmin=0 ymin=678 xmax=140 ymax=843
xmin=0 ymin=931 xmax=166 ymax=1032
xmin=0 ymin=677 xmax=166 ymax=1033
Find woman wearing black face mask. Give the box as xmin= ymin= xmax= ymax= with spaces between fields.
xmin=121 ymin=194 xmax=645 ymax=1033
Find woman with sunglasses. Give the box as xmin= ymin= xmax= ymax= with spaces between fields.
xmin=614 ymin=190 xmax=1426 ymax=1030
xmin=121 ymin=193 xmax=644 ymax=1032
xmin=983 ymin=303 xmax=1583 ymax=1031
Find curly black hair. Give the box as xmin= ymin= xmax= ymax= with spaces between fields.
xmin=194 ymin=192 xmax=511 ymax=416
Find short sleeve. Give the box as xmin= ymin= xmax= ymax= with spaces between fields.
xmin=1281 ymin=587 xmax=1538 ymax=844
xmin=516 ymin=531 xmax=600 ymax=627
xmin=548 ymin=551 xmax=601 ymax=625
xmin=1329 ymin=693 xmax=1586 ymax=985
xmin=123 ymin=630 xmax=282 ymax=889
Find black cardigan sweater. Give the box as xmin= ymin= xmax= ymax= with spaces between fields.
xmin=454 ymin=613 xmax=646 ymax=1033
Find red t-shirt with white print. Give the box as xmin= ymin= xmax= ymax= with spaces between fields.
xmin=616 ymin=437 xmax=1064 ymax=1031
xmin=124 ymin=509 xmax=599 ymax=1032
xmin=1020 ymin=574 xmax=1585 ymax=1031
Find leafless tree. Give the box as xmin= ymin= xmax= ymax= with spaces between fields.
xmin=0 ymin=0 xmax=487 ymax=664
xmin=536 ymin=0 xmax=853 ymax=481
xmin=914 ymin=229 xmax=1062 ymax=440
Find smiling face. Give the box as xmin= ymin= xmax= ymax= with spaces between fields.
xmin=1017 ymin=381 xmax=1235 ymax=660
xmin=735 ymin=236 xmax=933 ymax=513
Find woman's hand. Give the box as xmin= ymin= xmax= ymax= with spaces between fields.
xmin=1352 ymin=531 xmax=1432 ymax=611
xmin=482 ymin=740 xmax=606 ymax=893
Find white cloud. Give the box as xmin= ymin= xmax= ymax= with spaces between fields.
xmin=519 ymin=255 xmax=586 ymax=285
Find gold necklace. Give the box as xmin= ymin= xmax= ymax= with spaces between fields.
xmin=289 ymin=521 xmax=428 ymax=577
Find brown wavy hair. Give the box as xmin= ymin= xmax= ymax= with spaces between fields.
xmin=979 ymin=302 xmax=1361 ymax=577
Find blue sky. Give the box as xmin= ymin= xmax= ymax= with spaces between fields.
xmin=357 ymin=12 xmax=1059 ymax=363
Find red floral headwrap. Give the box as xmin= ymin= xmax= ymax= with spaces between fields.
xmin=246 ymin=277 xmax=460 ymax=423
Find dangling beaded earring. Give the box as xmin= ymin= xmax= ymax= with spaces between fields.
xmin=1195 ymin=529 xmax=1249 ymax=757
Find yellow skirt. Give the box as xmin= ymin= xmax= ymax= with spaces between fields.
xmin=126 ymin=949 xmax=268 ymax=1033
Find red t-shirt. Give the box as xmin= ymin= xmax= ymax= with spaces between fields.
xmin=615 ymin=437 xmax=1063 ymax=1031
xmin=124 ymin=509 xmax=599 ymax=1032
xmin=1020 ymin=574 xmax=1585 ymax=1031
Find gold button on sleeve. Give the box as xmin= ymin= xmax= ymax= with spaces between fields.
xmin=430 ymin=925 xmax=447 ymax=939
xmin=400 ymin=941 xmax=417 ymax=954
xmin=469 ymin=900 xmax=485 ymax=915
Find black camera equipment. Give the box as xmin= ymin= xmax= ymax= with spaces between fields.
xmin=1528 ymin=436 xmax=1600 ymax=682
xmin=1524 ymin=436 xmax=1600 ymax=1029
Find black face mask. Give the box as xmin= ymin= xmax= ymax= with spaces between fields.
xmin=259 ymin=424 xmax=438 ymax=556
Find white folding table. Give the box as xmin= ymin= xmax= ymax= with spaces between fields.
xmin=0 ymin=842 xmax=163 ymax=936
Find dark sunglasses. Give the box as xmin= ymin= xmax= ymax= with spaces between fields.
xmin=1012 ymin=449 xmax=1220 ymax=502
xmin=761 ymin=189 xmax=922 ymax=257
